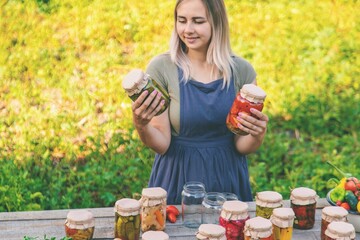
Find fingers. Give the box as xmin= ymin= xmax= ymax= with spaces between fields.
xmin=132 ymin=90 xmax=165 ymax=122
xmin=236 ymin=109 xmax=268 ymax=136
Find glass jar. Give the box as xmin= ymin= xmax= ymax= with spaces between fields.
xmin=244 ymin=216 xmax=274 ymax=240
xmin=321 ymin=206 xmax=348 ymax=240
xmin=196 ymin=224 xmax=226 ymax=240
xmin=324 ymin=221 xmax=355 ymax=240
xmin=181 ymin=181 xmax=206 ymax=228
xmin=140 ymin=187 xmax=167 ymax=232
xmin=64 ymin=210 xmax=95 ymax=240
xmin=114 ymin=198 xmax=141 ymax=240
xmin=202 ymin=192 xmax=226 ymax=224
xmin=223 ymin=192 xmax=239 ymax=201
xmin=141 ymin=230 xmax=169 ymax=240
xmin=219 ymin=200 xmax=250 ymax=240
xmin=122 ymin=69 xmax=170 ymax=115
xmin=290 ymin=187 xmax=318 ymax=229
xmin=270 ymin=207 xmax=295 ymax=240
xmin=255 ymin=191 xmax=283 ymax=219
xmin=226 ymin=84 xmax=266 ymax=135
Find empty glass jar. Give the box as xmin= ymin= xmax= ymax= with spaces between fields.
xmin=181 ymin=181 xmax=206 ymax=228
xmin=202 ymin=192 xmax=226 ymax=224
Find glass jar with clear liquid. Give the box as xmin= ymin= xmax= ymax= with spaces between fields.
xmin=181 ymin=181 xmax=206 ymax=228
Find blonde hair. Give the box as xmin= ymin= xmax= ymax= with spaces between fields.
xmin=170 ymin=0 xmax=235 ymax=88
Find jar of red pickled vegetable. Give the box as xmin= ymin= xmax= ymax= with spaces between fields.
xmin=325 ymin=221 xmax=355 ymax=240
xmin=196 ymin=224 xmax=226 ymax=240
xmin=141 ymin=230 xmax=169 ymax=240
xmin=114 ymin=198 xmax=141 ymax=240
xmin=226 ymin=84 xmax=266 ymax=135
xmin=122 ymin=69 xmax=170 ymax=115
xmin=290 ymin=187 xmax=318 ymax=229
xmin=255 ymin=191 xmax=283 ymax=219
xmin=270 ymin=207 xmax=295 ymax=240
xmin=219 ymin=200 xmax=250 ymax=240
xmin=244 ymin=216 xmax=274 ymax=240
xmin=320 ymin=206 xmax=348 ymax=240
xmin=65 ymin=210 xmax=95 ymax=240
xmin=140 ymin=187 xmax=167 ymax=232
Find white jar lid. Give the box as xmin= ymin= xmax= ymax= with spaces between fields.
xmin=270 ymin=207 xmax=295 ymax=228
xmin=114 ymin=198 xmax=141 ymax=216
xmin=322 ymin=206 xmax=348 ymax=222
xmin=240 ymin=84 xmax=266 ymax=103
xmin=142 ymin=230 xmax=169 ymax=240
xmin=221 ymin=200 xmax=249 ymax=220
xmin=290 ymin=187 xmax=318 ymax=205
xmin=196 ymin=224 xmax=226 ymax=239
xmin=142 ymin=187 xmax=167 ymax=199
xmin=244 ymin=216 xmax=272 ymax=238
xmin=256 ymin=191 xmax=283 ymax=207
xmin=325 ymin=221 xmax=356 ymax=239
xmin=122 ymin=69 xmax=148 ymax=96
xmin=65 ymin=210 xmax=95 ymax=229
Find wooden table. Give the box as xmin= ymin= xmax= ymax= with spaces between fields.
xmin=1 ymin=198 xmax=359 ymax=239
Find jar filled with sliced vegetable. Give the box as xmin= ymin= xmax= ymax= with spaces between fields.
xmin=140 ymin=187 xmax=167 ymax=232
xmin=65 ymin=210 xmax=95 ymax=240
xmin=196 ymin=224 xmax=226 ymax=240
xmin=270 ymin=207 xmax=295 ymax=240
xmin=255 ymin=191 xmax=283 ymax=219
xmin=141 ymin=230 xmax=169 ymax=240
xmin=320 ymin=206 xmax=348 ymax=240
xmin=325 ymin=221 xmax=355 ymax=240
xmin=114 ymin=198 xmax=141 ymax=240
xmin=244 ymin=216 xmax=274 ymax=240
xmin=290 ymin=187 xmax=318 ymax=229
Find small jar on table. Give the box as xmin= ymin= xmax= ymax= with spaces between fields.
xmin=321 ymin=206 xmax=348 ymax=240
xmin=324 ymin=221 xmax=356 ymax=240
xmin=196 ymin=224 xmax=226 ymax=240
xmin=244 ymin=216 xmax=274 ymax=240
xmin=270 ymin=207 xmax=295 ymax=240
xmin=64 ymin=210 xmax=95 ymax=240
xmin=290 ymin=187 xmax=318 ymax=229
xmin=255 ymin=191 xmax=283 ymax=219
xmin=141 ymin=230 xmax=169 ymax=240
xmin=114 ymin=198 xmax=141 ymax=240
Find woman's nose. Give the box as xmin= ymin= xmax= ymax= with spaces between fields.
xmin=184 ymin=22 xmax=195 ymax=33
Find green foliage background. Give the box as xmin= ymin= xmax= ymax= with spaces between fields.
xmin=0 ymin=0 xmax=359 ymax=211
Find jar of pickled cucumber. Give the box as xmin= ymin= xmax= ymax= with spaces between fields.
xmin=244 ymin=216 xmax=274 ymax=240
xmin=140 ymin=187 xmax=167 ymax=232
xmin=114 ymin=198 xmax=141 ymax=240
xmin=196 ymin=224 xmax=226 ymax=240
xmin=290 ymin=187 xmax=318 ymax=229
xmin=255 ymin=191 xmax=283 ymax=219
xmin=324 ymin=221 xmax=355 ymax=240
xmin=64 ymin=210 xmax=95 ymax=240
xmin=122 ymin=69 xmax=170 ymax=115
xmin=141 ymin=230 xmax=169 ymax=240
xmin=321 ymin=206 xmax=348 ymax=240
xmin=226 ymin=84 xmax=266 ymax=135
xmin=270 ymin=208 xmax=295 ymax=240
xmin=219 ymin=200 xmax=250 ymax=240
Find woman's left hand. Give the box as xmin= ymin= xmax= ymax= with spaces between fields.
xmin=236 ymin=108 xmax=269 ymax=137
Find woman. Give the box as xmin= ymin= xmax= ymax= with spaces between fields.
xmin=131 ymin=0 xmax=269 ymax=204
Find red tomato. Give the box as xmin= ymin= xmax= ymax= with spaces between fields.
xmin=345 ymin=177 xmax=359 ymax=192
xmin=336 ymin=200 xmax=342 ymax=206
xmin=340 ymin=202 xmax=351 ymax=211
xmin=166 ymin=205 xmax=180 ymax=216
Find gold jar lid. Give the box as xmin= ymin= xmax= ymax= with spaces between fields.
xmin=141 ymin=230 xmax=169 ymax=240
xmin=270 ymin=207 xmax=295 ymax=228
xmin=325 ymin=221 xmax=356 ymax=239
xmin=221 ymin=200 xmax=249 ymax=220
xmin=244 ymin=216 xmax=273 ymax=238
xmin=290 ymin=187 xmax=318 ymax=205
xmin=114 ymin=198 xmax=141 ymax=216
xmin=255 ymin=191 xmax=283 ymax=208
xmin=122 ymin=69 xmax=148 ymax=96
xmin=65 ymin=210 xmax=95 ymax=229
xmin=322 ymin=206 xmax=348 ymax=222
xmin=240 ymin=84 xmax=267 ymax=104
xmin=196 ymin=224 xmax=226 ymax=240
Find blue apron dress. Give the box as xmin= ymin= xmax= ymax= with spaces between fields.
xmin=148 ymin=68 xmax=252 ymax=204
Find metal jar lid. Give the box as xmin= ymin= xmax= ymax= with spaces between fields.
xmin=240 ymin=84 xmax=267 ymax=104
xmin=325 ymin=221 xmax=356 ymax=239
xmin=290 ymin=187 xmax=318 ymax=205
xmin=255 ymin=191 xmax=283 ymax=208
xmin=196 ymin=224 xmax=226 ymax=240
xmin=65 ymin=210 xmax=95 ymax=229
xmin=141 ymin=230 xmax=169 ymax=240
xmin=114 ymin=198 xmax=141 ymax=216
xmin=122 ymin=69 xmax=148 ymax=96
xmin=270 ymin=207 xmax=295 ymax=228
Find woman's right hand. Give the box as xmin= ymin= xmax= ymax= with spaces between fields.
xmin=132 ymin=89 xmax=165 ymax=129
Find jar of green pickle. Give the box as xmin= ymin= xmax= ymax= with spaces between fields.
xmin=270 ymin=207 xmax=295 ymax=240
xmin=122 ymin=69 xmax=170 ymax=115
xmin=114 ymin=198 xmax=141 ymax=240
xmin=64 ymin=210 xmax=95 ymax=240
xmin=141 ymin=230 xmax=169 ymax=240
xmin=244 ymin=216 xmax=274 ymax=240
xmin=290 ymin=187 xmax=318 ymax=229
xmin=321 ymin=206 xmax=348 ymax=240
xmin=324 ymin=221 xmax=355 ymax=240
xmin=255 ymin=191 xmax=283 ymax=219
xmin=196 ymin=224 xmax=226 ymax=240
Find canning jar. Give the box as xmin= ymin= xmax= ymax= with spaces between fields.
xmin=181 ymin=181 xmax=206 ymax=228
xmin=226 ymin=84 xmax=266 ymax=135
xmin=141 ymin=230 xmax=169 ymax=240
xmin=223 ymin=192 xmax=239 ymax=201
xmin=219 ymin=200 xmax=250 ymax=240
xmin=321 ymin=206 xmax=348 ymax=240
xmin=140 ymin=187 xmax=167 ymax=232
xmin=324 ymin=221 xmax=355 ymax=240
xmin=114 ymin=198 xmax=141 ymax=240
xmin=64 ymin=210 xmax=95 ymax=240
xmin=255 ymin=191 xmax=283 ymax=219
xmin=122 ymin=69 xmax=170 ymax=115
xmin=290 ymin=187 xmax=318 ymax=229
xmin=270 ymin=207 xmax=295 ymax=240
xmin=244 ymin=216 xmax=274 ymax=240
xmin=202 ymin=192 xmax=226 ymax=224
xmin=196 ymin=224 xmax=226 ymax=240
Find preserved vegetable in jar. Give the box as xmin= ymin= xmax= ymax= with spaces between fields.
xmin=114 ymin=198 xmax=141 ymax=240
xmin=324 ymin=221 xmax=355 ymax=240
xmin=320 ymin=206 xmax=348 ymax=240
xmin=255 ymin=191 xmax=283 ymax=219
xmin=122 ymin=69 xmax=170 ymax=115
xmin=141 ymin=230 xmax=169 ymax=240
xmin=270 ymin=208 xmax=295 ymax=240
xmin=65 ymin=210 xmax=95 ymax=240
xmin=219 ymin=200 xmax=250 ymax=240
xmin=196 ymin=224 xmax=226 ymax=240
xmin=181 ymin=181 xmax=206 ymax=228
xmin=290 ymin=187 xmax=318 ymax=229
xmin=140 ymin=187 xmax=167 ymax=232
xmin=226 ymin=84 xmax=266 ymax=135
xmin=244 ymin=216 xmax=274 ymax=240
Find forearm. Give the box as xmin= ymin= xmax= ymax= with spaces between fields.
xmin=234 ymin=130 xmax=266 ymax=155
xmin=135 ymin=123 xmax=171 ymax=155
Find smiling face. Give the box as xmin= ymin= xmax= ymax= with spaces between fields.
xmin=176 ymin=0 xmax=212 ymax=54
